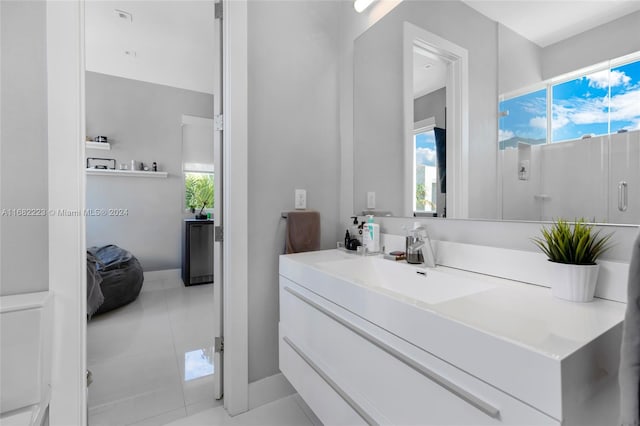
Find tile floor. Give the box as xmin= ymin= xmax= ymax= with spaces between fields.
xmin=87 ymin=271 xmax=221 ymax=425
xmin=165 ymin=395 xmax=315 ymax=426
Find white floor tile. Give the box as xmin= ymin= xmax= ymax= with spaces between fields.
xmin=88 ymin=350 xmax=183 ymax=407
xmin=87 ymin=273 xmax=217 ymax=426
xmin=185 ymin=399 xmax=224 ymax=417
xmin=88 ymin=386 xmax=185 ymax=426
xmin=165 ymin=396 xmax=314 ymax=426
xmin=128 ymin=407 xmax=188 ymax=426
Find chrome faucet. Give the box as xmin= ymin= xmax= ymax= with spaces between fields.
xmin=406 ymin=226 xmax=436 ymax=268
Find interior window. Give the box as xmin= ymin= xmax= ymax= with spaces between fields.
xmin=499 ymin=88 xmax=547 ymax=150
xmin=551 ymin=70 xmax=609 ymax=142
xmin=414 ymin=129 xmax=437 ymax=213
xmin=500 ymin=58 xmax=639 ymax=147
xmin=609 ymin=60 xmax=640 ymax=134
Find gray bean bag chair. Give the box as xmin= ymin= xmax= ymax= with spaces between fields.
xmin=87 ymin=245 xmax=144 ymax=317
xmin=620 ymin=231 xmax=640 ymax=425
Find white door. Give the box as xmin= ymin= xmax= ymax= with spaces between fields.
xmin=212 ymin=0 xmax=224 ymax=400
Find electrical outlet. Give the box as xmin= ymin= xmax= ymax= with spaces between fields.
xmin=295 ymin=189 xmax=307 ymax=209
xmin=367 ymin=191 xmax=376 ymax=209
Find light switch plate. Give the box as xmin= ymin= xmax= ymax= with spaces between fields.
xmin=367 ymin=191 xmax=376 ymax=209
xmin=295 ymin=189 xmax=307 ymax=209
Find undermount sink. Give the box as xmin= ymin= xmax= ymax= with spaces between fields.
xmin=316 ymin=257 xmax=497 ymax=305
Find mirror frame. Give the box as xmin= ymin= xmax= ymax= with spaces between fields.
xmin=402 ymin=22 xmax=469 ymax=218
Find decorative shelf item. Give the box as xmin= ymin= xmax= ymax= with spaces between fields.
xmin=85 ymin=168 xmax=168 ymax=178
xmin=85 ymin=141 xmax=111 ymax=150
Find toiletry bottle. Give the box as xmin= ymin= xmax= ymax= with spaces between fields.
xmin=349 ymin=216 xmax=359 ymax=242
xmin=363 ymin=215 xmax=380 ymax=253
xmin=344 ymin=230 xmax=350 ymax=247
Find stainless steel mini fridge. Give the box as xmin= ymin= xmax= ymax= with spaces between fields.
xmin=182 ymin=219 xmax=214 ymax=286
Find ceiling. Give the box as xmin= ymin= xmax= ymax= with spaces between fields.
xmin=463 ymin=0 xmax=640 ymax=47
xmin=85 ymin=1 xmax=216 ymax=94
xmin=413 ymin=46 xmax=447 ymax=98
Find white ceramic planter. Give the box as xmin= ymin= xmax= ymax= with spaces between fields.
xmin=550 ymin=262 xmax=600 ymax=302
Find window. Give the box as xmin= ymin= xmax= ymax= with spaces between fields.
xmin=499 ymin=88 xmax=547 ymax=149
xmin=610 ymin=60 xmax=640 ymax=134
xmin=185 ymin=172 xmax=214 ymax=213
xmin=552 ymin=69 xmax=610 ymax=142
xmin=499 ymin=57 xmax=640 ymax=148
xmin=182 ymin=116 xmax=215 ymax=214
xmin=414 ymin=128 xmax=437 ymax=213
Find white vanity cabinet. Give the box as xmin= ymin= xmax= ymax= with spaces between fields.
xmin=279 ymin=250 xmax=625 ymax=426
xmin=280 ymin=277 xmax=557 ymax=425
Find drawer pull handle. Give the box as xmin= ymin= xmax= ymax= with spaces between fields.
xmin=284 ymin=286 xmax=501 ymax=419
xmin=283 ymin=336 xmax=378 ymax=426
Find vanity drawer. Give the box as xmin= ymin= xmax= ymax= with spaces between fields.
xmin=279 ymin=325 xmax=369 ymax=426
xmin=279 ymin=277 xmax=559 ymax=425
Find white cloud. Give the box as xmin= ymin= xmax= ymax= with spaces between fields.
xmin=498 ymin=129 xmax=514 ymax=142
xmin=416 ymin=147 xmax=436 ymax=166
xmin=529 ymin=116 xmax=546 ymax=130
xmin=552 ymin=112 xmax=570 ymax=130
xmin=567 ymin=96 xmax=608 ymax=124
xmin=609 ymin=87 xmax=640 ymax=122
xmin=586 ymin=70 xmax=631 ymax=89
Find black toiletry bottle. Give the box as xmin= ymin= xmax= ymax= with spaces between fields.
xmin=344 ymin=230 xmax=350 ymax=247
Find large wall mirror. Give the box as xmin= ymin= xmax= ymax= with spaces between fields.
xmin=353 ymin=0 xmax=640 ymax=225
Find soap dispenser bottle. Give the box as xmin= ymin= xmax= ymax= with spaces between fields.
xmin=363 ymin=215 xmax=380 ymax=253
xmin=349 ymin=216 xmax=360 ymax=242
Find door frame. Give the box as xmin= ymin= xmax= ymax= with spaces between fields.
xmin=46 ymin=1 xmax=249 ymax=423
xmin=402 ymin=22 xmax=469 ymax=218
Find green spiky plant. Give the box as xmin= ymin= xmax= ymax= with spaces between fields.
xmin=531 ymin=219 xmax=613 ymax=265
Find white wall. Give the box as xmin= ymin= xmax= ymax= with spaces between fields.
xmin=338 ymin=0 xmax=403 ymax=231
xmin=414 ymin=87 xmax=446 ymax=126
xmin=247 ymin=0 xmax=341 ymax=383
xmin=499 ymin=11 xmax=640 ymax=92
xmin=0 ymin=0 xmax=49 ymax=296
xmin=498 ymin=24 xmax=542 ymax=94
xmin=85 ymin=72 xmax=213 ymax=271
xmin=542 ymin=10 xmax=640 ymax=80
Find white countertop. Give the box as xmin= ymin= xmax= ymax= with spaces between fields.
xmin=280 ymin=249 xmax=625 ymax=360
xmin=279 ymin=249 xmax=626 ymax=420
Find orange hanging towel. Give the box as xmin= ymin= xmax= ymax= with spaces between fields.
xmin=285 ymin=210 xmax=321 ymax=254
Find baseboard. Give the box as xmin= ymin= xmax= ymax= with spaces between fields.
xmin=248 ymin=373 xmax=296 ymax=410
xmin=143 ymin=268 xmax=181 ymax=283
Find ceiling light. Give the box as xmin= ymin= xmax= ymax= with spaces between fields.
xmin=354 ymin=0 xmax=375 ymax=13
xmin=114 ymin=9 xmax=133 ymax=23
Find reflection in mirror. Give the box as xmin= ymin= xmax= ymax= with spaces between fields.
xmin=353 ymin=1 xmax=497 ymax=220
xmin=410 ymin=39 xmax=446 ymax=218
xmin=404 ymin=25 xmax=467 ymax=219
xmin=496 ymin=7 xmax=640 ymax=224
xmin=353 ymin=0 xmax=639 ymax=225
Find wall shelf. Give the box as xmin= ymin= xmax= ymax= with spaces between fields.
xmin=85 ymin=141 xmax=111 ymax=150
xmin=85 ymin=168 xmax=168 ymax=178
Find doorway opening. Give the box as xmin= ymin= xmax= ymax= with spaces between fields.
xmin=83 ymin=2 xmax=223 ymax=424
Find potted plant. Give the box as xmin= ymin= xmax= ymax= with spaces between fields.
xmin=532 ymin=219 xmax=613 ymax=302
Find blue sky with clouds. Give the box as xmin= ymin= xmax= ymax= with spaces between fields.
xmin=499 ymin=59 xmax=640 ymax=145
xmin=415 ymin=131 xmax=436 ymax=167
